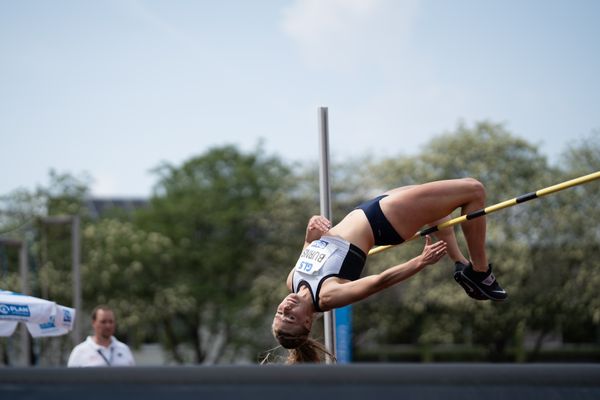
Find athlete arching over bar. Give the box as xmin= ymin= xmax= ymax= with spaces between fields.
xmin=272 ymin=178 xmax=507 ymax=363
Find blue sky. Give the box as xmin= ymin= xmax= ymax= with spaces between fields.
xmin=1 ymin=0 xmax=599 ymax=197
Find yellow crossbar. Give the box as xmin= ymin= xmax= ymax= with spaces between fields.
xmin=368 ymin=171 xmax=600 ymax=256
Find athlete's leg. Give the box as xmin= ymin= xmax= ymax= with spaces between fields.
xmin=427 ymin=215 xmax=488 ymax=300
xmin=383 ymin=186 xmax=470 ymax=263
xmin=429 ymin=216 xmax=469 ymax=265
xmin=382 ymin=178 xmax=487 ymax=271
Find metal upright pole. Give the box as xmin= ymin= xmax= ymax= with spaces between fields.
xmin=19 ymin=240 xmax=30 ymax=366
xmin=318 ymin=107 xmax=335 ymax=362
xmin=71 ymin=216 xmax=82 ymax=345
xmin=41 ymin=215 xmax=82 ymax=345
xmin=19 ymin=240 xmax=29 ymax=295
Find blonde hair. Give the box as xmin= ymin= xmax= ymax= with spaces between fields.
xmin=273 ymin=326 xmax=335 ymax=364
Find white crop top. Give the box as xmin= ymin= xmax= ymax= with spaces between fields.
xmin=292 ymin=236 xmax=366 ymax=312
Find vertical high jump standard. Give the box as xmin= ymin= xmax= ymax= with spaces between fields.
xmin=318 ymin=107 xmax=336 ymax=363
xmin=319 ymin=107 xmax=353 ymax=364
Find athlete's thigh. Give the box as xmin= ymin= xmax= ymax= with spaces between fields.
xmin=383 ymin=185 xmax=416 ymax=196
xmin=380 ymin=179 xmax=482 ymax=238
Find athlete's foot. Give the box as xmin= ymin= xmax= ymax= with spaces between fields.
xmin=460 ymin=263 xmax=508 ymax=301
xmin=453 ymin=262 xmax=488 ymax=301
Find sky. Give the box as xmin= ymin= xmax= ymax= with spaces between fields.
xmin=1 ymin=0 xmax=599 ymax=198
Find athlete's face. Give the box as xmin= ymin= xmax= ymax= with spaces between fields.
xmin=272 ymin=293 xmax=313 ymax=333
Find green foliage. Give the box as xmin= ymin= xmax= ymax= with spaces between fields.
xmin=0 ymin=171 xmax=92 ymax=365
xmin=2 ymin=126 xmax=599 ymax=365
xmin=81 ymin=219 xmax=181 ymax=344
xmin=555 ymin=132 xmax=600 ymax=328
xmin=353 ymin=124 xmax=600 ymax=361
xmin=134 ymin=145 xmax=300 ymax=362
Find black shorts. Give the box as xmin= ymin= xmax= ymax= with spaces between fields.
xmin=355 ymin=195 xmax=405 ymax=246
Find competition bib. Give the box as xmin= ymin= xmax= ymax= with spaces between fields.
xmin=294 ymin=239 xmax=338 ymax=275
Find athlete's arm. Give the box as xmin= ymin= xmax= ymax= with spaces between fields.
xmin=318 ymin=236 xmax=447 ymax=310
xmin=286 ymin=216 xmax=332 ymax=291
xmin=286 ymin=267 xmax=295 ymax=290
xmin=304 ymin=215 xmax=331 ymax=248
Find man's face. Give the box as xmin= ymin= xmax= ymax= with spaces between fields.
xmin=92 ymin=309 xmax=116 ymax=340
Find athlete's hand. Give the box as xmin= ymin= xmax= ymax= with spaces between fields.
xmin=305 ymin=215 xmax=332 ymax=244
xmin=419 ymin=235 xmax=447 ymax=266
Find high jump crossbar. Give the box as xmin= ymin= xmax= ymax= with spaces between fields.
xmin=368 ymin=170 xmax=600 ymax=256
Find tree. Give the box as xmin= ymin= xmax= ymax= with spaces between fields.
xmin=352 ymin=121 xmax=563 ymax=361
xmin=81 ymin=219 xmax=178 ymax=347
xmin=135 ymin=145 xmax=299 ymax=363
xmin=0 ymin=171 xmax=91 ymax=365
xmin=543 ymin=132 xmax=600 ymax=348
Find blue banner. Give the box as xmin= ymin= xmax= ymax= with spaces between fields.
xmin=334 ymin=306 xmax=352 ymax=363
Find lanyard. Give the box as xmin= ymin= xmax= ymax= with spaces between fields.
xmin=97 ymin=347 xmax=114 ymax=366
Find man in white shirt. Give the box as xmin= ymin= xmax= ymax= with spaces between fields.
xmin=67 ymin=305 xmax=135 ymax=367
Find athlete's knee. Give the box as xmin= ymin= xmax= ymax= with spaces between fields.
xmin=461 ymin=177 xmax=486 ymax=202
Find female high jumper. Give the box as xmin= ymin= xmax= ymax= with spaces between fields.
xmin=272 ymin=178 xmax=506 ymax=363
